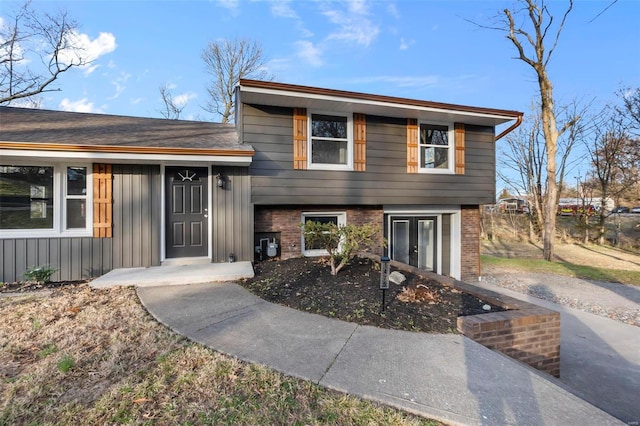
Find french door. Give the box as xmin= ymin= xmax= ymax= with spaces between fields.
xmin=390 ymin=216 xmax=437 ymax=271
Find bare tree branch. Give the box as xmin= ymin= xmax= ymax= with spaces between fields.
xmin=201 ymin=37 xmax=272 ymax=123
xmin=0 ymin=1 xmax=90 ymax=104
xmin=158 ymin=83 xmax=185 ymax=120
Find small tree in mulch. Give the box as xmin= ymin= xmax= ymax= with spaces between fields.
xmin=301 ymin=221 xmax=385 ymax=275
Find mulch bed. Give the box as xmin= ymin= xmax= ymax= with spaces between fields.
xmin=240 ymin=256 xmax=505 ymax=334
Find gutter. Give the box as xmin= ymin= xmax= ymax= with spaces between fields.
xmin=495 ymin=113 xmax=523 ymax=142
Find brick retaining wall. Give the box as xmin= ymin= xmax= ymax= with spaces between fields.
xmin=370 ymin=255 xmax=561 ymax=377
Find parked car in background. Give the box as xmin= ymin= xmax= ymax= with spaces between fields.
xmin=630 ymin=206 xmax=640 ymax=214
xmin=611 ymin=206 xmax=630 ymax=214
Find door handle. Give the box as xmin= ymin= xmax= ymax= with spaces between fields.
xmin=204 ymin=214 xmax=208 ymax=218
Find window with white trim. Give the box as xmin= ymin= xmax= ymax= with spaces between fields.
xmin=0 ymin=163 xmax=92 ymax=237
xmin=301 ymin=212 xmax=346 ymax=256
xmin=418 ymin=122 xmax=454 ymax=173
xmin=308 ymin=112 xmax=353 ymax=170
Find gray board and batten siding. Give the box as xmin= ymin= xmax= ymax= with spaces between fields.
xmin=211 ymin=165 xmax=254 ymax=264
xmin=0 ymin=164 xmax=253 ymax=283
xmin=243 ymin=104 xmax=497 ymax=206
xmin=1 ymin=165 xmax=161 ymax=283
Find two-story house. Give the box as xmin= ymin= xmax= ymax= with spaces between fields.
xmin=0 ymin=80 xmax=522 ymax=283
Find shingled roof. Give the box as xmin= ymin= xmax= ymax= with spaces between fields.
xmin=0 ymin=107 xmax=253 ymax=155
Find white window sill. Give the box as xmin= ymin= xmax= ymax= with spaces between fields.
xmin=0 ymin=229 xmax=94 ymax=239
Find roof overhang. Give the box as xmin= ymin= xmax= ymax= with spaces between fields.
xmin=0 ymin=142 xmax=254 ymax=166
xmin=238 ymin=79 xmax=523 ymax=128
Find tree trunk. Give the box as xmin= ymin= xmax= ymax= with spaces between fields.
xmin=539 ymin=76 xmax=560 ymax=261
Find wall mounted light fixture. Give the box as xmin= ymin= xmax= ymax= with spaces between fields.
xmin=215 ymin=173 xmax=224 ymax=189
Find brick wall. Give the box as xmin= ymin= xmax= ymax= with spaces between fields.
xmin=461 ymin=205 xmax=480 ymax=282
xmin=458 ymin=308 xmax=561 ymax=377
xmin=254 ymin=206 xmax=384 ymax=259
xmin=366 ymin=255 xmax=561 ymax=377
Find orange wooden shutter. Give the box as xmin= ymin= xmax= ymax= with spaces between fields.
xmin=293 ymin=108 xmax=308 ymax=170
xmin=353 ymin=113 xmax=366 ymax=172
xmin=407 ymin=118 xmax=418 ymax=173
xmin=93 ymin=163 xmax=113 ymax=238
xmin=454 ymin=123 xmax=465 ymax=175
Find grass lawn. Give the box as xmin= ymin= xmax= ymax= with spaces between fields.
xmin=481 ymin=255 xmax=640 ymax=286
xmin=0 ymin=285 xmax=440 ymax=425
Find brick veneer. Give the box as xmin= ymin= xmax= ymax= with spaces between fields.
xmin=365 ymin=255 xmax=561 ymax=377
xmin=254 ymin=206 xmax=384 ymax=259
xmin=461 ymin=205 xmax=481 ymax=282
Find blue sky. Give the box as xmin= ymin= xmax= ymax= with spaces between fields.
xmin=2 ymin=0 xmax=639 ymax=123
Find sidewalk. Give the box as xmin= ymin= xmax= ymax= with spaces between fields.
xmin=477 ymin=280 xmax=640 ymax=424
xmin=137 ymin=282 xmax=624 ymax=426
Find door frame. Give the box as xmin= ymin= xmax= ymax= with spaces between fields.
xmin=384 ymin=206 xmax=461 ymax=280
xmin=160 ymin=164 xmax=213 ymax=261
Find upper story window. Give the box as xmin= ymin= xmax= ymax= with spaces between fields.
xmin=419 ymin=122 xmax=454 ymax=173
xmin=0 ymin=163 xmax=92 ymax=238
xmin=308 ymin=112 xmax=353 ymax=170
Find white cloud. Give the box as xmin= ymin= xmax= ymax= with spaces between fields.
xmin=108 ymin=71 xmax=131 ymax=100
xmin=173 ymin=92 xmax=197 ymax=107
xmin=216 ymin=0 xmax=240 ymax=14
xmin=399 ymin=37 xmax=415 ymax=51
xmin=322 ymin=1 xmax=379 ymax=47
xmin=387 ymin=3 xmax=400 ymax=19
xmin=295 ymin=40 xmax=323 ymax=67
xmin=60 ymin=97 xmax=103 ymax=113
xmin=270 ymin=0 xmax=298 ymax=18
xmin=59 ymin=31 xmax=117 ymax=69
xmin=131 ymin=97 xmax=144 ymax=105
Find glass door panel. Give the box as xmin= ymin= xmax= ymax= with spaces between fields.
xmin=417 ymin=219 xmax=435 ymax=271
xmin=392 ymin=220 xmax=410 ymax=264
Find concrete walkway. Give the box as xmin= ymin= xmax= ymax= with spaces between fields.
xmin=477 ymin=280 xmax=640 ymax=425
xmin=136 ymin=281 xmax=625 ymax=426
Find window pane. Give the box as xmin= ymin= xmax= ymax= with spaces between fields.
xmin=66 ymin=199 xmax=86 ymax=229
xmin=421 ymin=147 xmax=449 ymax=169
xmin=311 ymin=114 xmax=347 ymax=138
xmin=312 ymin=139 xmax=348 ymax=164
xmin=420 ymin=124 xmax=449 ymax=146
xmin=304 ymin=215 xmax=337 ymax=250
xmin=0 ymin=165 xmax=54 ymax=229
xmin=305 ymin=216 xmax=338 ymax=225
xmin=67 ymin=167 xmax=87 ymax=195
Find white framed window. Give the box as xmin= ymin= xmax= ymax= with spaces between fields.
xmin=418 ymin=122 xmax=454 ymax=173
xmin=301 ymin=211 xmax=347 ymax=256
xmin=308 ymin=112 xmax=353 ymax=170
xmin=0 ymin=162 xmax=93 ymax=238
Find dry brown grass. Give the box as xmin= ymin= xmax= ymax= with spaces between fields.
xmin=0 ymin=284 xmax=439 ymax=425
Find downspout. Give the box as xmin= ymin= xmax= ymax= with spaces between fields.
xmin=477 ymin=113 xmax=523 ymax=282
xmin=495 ymin=113 xmax=523 ymax=141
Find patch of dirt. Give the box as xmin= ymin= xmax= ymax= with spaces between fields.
xmin=240 ymin=256 xmax=505 ymax=334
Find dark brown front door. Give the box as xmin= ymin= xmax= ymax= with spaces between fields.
xmin=165 ymin=167 xmax=208 ymax=258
